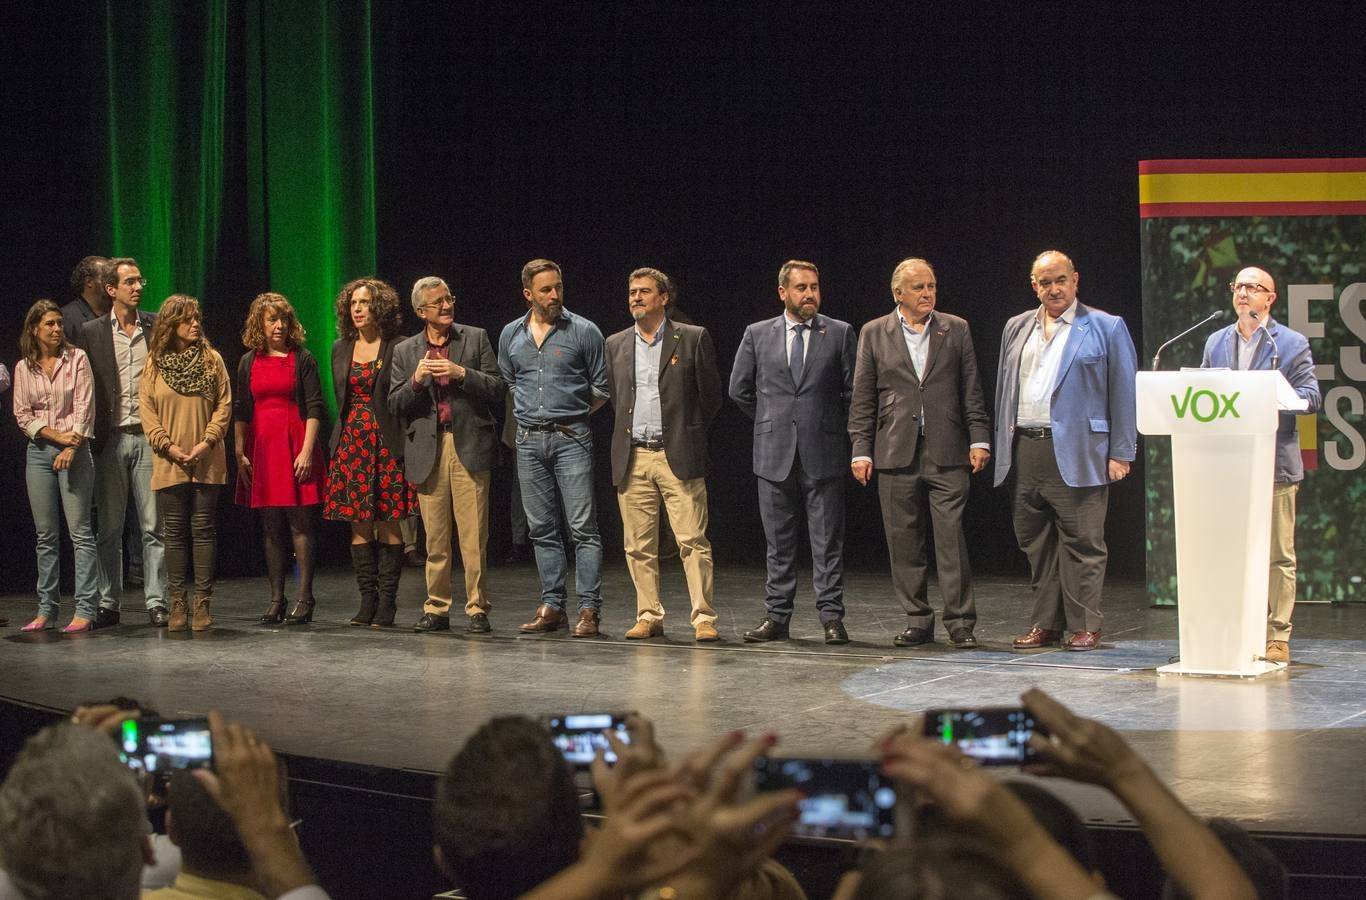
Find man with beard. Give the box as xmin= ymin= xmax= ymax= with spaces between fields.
xmin=729 ymin=260 xmax=858 ymax=644
xmin=606 ymin=268 xmax=723 ymax=642
xmin=498 ymin=259 xmax=610 ymax=637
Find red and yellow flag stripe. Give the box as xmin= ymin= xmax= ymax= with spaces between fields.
xmin=1139 ymin=158 xmax=1366 ymax=218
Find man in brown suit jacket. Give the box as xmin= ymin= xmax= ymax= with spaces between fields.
xmin=848 ymin=258 xmax=991 ymax=648
xmin=605 ymin=268 xmax=723 ymax=641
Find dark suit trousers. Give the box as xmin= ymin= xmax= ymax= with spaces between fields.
xmin=1012 ymin=434 xmax=1107 ymax=633
xmin=756 ymin=455 xmax=846 ymax=624
xmin=877 ymin=447 xmax=975 ymax=631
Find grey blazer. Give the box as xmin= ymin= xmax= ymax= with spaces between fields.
xmin=387 ymin=326 xmax=505 ymax=484
xmin=728 ymin=312 xmax=857 ymax=482
xmin=848 ymin=310 xmax=991 ymax=469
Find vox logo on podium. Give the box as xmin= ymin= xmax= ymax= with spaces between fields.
xmin=1170 ymin=387 xmax=1240 ymax=422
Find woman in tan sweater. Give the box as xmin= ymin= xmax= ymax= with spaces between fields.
xmin=139 ymin=295 xmax=232 ymax=632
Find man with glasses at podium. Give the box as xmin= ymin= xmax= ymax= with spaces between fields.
xmin=1201 ymin=266 xmax=1321 ymax=664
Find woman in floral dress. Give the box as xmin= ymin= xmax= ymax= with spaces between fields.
xmin=325 ymin=277 xmax=414 ymax=626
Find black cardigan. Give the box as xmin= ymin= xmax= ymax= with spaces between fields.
xmin=233 ymin=348 xmax=327 ymax=426
xmin=328 ymin=337 xmax=403 ymax=458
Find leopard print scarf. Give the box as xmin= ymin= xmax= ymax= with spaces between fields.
xmin=157 ymin=343 xmax=217 ymax=400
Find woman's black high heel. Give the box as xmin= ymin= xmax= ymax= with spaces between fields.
xmin=283 ymin=597 xmax=315 ymax=625
xmin=258 ymin=599 xmax=286 ymax=625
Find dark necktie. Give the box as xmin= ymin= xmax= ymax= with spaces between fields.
xmin=790 ymin=323 xmax=807 ymax=385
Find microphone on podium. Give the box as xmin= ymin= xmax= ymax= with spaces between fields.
xmin=1249 ymin=311 xmax=1281 ymax=369
xmin=1151 ymin=309 xmax=1225 ymax=370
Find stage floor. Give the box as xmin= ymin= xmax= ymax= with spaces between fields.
xmin=3 ymin=561 xmax=1364 ymax=838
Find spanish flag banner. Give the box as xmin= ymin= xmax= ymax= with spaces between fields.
xmin=1140 ymin=158 xmax=1366 ymax=605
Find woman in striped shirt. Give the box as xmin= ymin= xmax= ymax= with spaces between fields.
xmin=12 ymin=299 xmax=101 ymax=632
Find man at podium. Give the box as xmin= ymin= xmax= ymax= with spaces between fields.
xmin=1201 ymin=266 xmax=1321 ymax=664
xmin=993 ymin=250 xmax=1138 ymax=652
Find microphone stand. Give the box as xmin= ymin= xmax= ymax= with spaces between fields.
xmin=1151 ymin=310 xmax=1224 ymax=370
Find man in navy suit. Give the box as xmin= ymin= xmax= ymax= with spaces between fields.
xmin=1201 ymin=266 xmax=1320 ymax=665
xmin=993 ymin=250 xmax=1137 ymax=651
xmin=729 ymin=260 xmax=858 ymax=644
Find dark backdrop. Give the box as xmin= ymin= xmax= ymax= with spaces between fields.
xmin=6 ymin=2 xmax=1363 ymax=589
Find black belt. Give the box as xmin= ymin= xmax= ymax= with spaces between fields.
xmin=519 ymin=419 xmax=586 ymax=434
xmin=1016 ymin=426 xmax=1052 ymax=439
xmin=631 ymin=438 xmax=664 ymax=450
xmin=117 ymin=424 xmax=144 ymax=435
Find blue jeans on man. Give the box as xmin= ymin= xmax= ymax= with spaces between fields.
xmin=94 ymin=431 xmax=165 ymax=612
xmin=515 ymin=423 xmax=602 ymax=610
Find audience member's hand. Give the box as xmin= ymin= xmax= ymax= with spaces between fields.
xmin=194 ymin=711 xmax=288 ymax=831
xmin=71 ymin=703 xmax=140 ymax=734
xmin=574 ymin=769 xmax=700 ymax=895
xmin=665 ymin=734 xmax=801 ymax=898
xmin=882 ymin=729 xmax=1101 ymax=900
xmin=1022 ymin=687 xmax=1148 ymax=789
xmin=194 ymin=711 xmax=317 ymax=899
xmin=591 ymin=712 xmax=666 ymax=814
xmin=236 ymin=453 xmax=253 ymax=486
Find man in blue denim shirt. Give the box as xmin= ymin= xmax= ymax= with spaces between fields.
xmin=498 ymin=259 xmax=610 ymax=636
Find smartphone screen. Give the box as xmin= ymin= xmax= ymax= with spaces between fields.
xmin=923 ymin=707 xmax=1039 ymax=765
xmin=753 ymin=757 xmax=898 ymax=840
xmin=119 ymin=718 xmax=214 ymax=773
xmin=547 ymin=713 xmax=630 ymax=765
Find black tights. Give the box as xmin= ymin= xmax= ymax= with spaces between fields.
xmin=260 ymin=505 xmax=317 ymax=604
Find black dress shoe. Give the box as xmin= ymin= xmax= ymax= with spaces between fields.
xmin=148 ymin=607 xmax=169 ymax=628
xmin=824 ymin=620 xmax=850 ymax=645
xmin=893 ymin=626 xmax=933 ymax=647
xmin=743 ymin=618 xmax=789 ymax=643
xmin=947 ymin=627 xmax=977 ymax=649
xmin=413 ymin=613 xmax=451 ymax=633
xmin=467 ymin=612 xmax=491 ymax=633
xmin=404 ymin=548 xmax=426 ymax=568
xmin=93 ymin=607 xmax=121 ymax=629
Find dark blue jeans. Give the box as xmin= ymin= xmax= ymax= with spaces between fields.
xmin=515 ymin=423 xmax=602 ymax=610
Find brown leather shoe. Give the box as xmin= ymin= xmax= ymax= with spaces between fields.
xmin=1064 ymin=630 xmax=1101 ymax=651
xmin=519 ymin=604 xmax=567 ymax=633
xmin=167 ymin=599 xmax=190 ymax=633
xmin=1012 ymin=626 xmax=1062 ymax=649
xmin=191 ymin=598 xmax=213 ymax=632
xmin=625 ymin=619 xmax=663 ymax=639
xmin=1266 ymin=640 xmax=1289 ymax=663
xmin=571 ymin=609 xmax=600 ymax=637
xmin=695 ymin=622 xmax=720 ymax=642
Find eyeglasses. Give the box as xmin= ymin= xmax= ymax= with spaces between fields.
xmin=121 ymin=277 xmax=148 ymax=287
xmin=1229 ymin=281 xmax=1272 ymax=295
xmin=422 ymin=296 xmax=454 ymax=310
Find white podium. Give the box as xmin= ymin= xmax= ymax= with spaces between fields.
xmin=1137 ymin=370 xmax=1306 ymax=677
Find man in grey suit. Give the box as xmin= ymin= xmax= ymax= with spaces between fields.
xmin=729 ymin=260 xmax=858 ymax=644
xmin=993 ymin=250 xmax=1138 ymax=652
xmin=388 ymin=276 xmax=505 ymax=634
xmin=78 ymin=257 xmax=167 ymax=628
xmin=606 ymin=267 xmax=723 ymax=642
xmin=849 ymin=258 xmax=991 ymax=649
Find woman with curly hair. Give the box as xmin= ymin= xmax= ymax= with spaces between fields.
xmin=139 ymin=296 xmax=231 ymax=631
xmin=234 ymin=293 xmax=327 ymax=625
xmin=12 ymin=300 xmax=100 ymax=632
xmin=325 ymin=277 xmax=416 ymax=626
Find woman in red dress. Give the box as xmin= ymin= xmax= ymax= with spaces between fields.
xmin=324 ymin=277 xmax=415 ymax=626
xmin=233 ymin=293 xmax=327 ymax=625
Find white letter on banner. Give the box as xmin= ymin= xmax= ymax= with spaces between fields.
xmin=1289 ymin=283 xmax=1334 ymax=382
xmin=1324 ymin=385 xmax=1366 ymax=471
xmin=1339 ymin=283 xmax=1366 ymax=382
